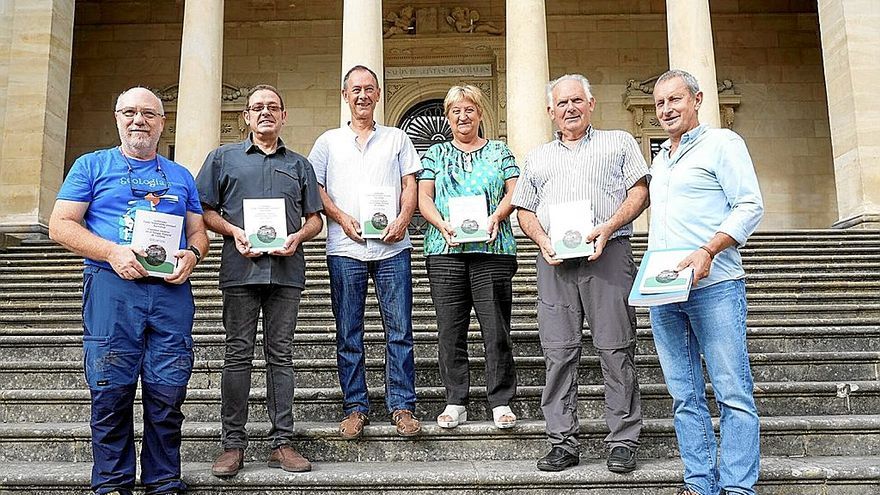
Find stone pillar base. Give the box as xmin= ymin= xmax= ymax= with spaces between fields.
xmin=831 ymin=213 xmax=880 ymax=230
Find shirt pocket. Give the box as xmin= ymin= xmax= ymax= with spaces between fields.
xmin=274 ymin=167 xmax=302 ymax=203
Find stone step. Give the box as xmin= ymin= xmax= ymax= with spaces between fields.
xmin=1 ymin=456 xmax=878 ymax=495
xmin=4 ymin=281 xmax=880 ymax=302
xmin=4 ymin=310 xmax=880 ymax=335
xmin=4 ymin=276 xmax=880 ymax=293
xmin=7 ymin=249 xmax=880 ymax=267
xmin=0 ymin=254 xmax=880 ymax=280
xmin=0 ymin=415 xmax=878 ymax=463
xmin=2 ymin=381 xmax=876 ymax=423
xmin=3 ymin=351 xmax=877 ymax=390
xmin=2 ymin=304 xmax=878 ymax=326
xmin=1 ymin=325 xmax=878 ymax=361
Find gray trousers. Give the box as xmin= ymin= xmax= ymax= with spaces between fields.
xmin=536 ymin=237 xmax=642 ymax=454
xmin=220 ymin=284 xmax=302 ymax=450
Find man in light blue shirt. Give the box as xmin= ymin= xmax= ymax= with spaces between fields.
xmin=648 ymin=69 xmax=763 ymax=495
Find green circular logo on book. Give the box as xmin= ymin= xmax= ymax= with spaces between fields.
xmin=460 ymin=219 xmax=479 ymax=234
xmin=144 ymin=245 xmax=166 ymax=266
xmin=257 ymin=225 xmax=277 ymax=244
xmin=371 ymin=212 xmax=388 ymax=230
xmin=655 ymin=269 xmax=680 ymax=284
xmin=562 ymin=230 xmax=582 ymax=249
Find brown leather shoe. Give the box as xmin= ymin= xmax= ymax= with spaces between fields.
xmin=392 ymin=409 xmax=421 ymax=437
xmin=268 ymin=445 xmax=312 ymax=472
xmin=339 ymin=411 xmax=369 ymax=440
xmin=211 ymin=448 xmax=244 ymax=477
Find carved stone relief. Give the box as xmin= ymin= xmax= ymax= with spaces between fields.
xmin=382 ymin=6 xmax=503 ymax=38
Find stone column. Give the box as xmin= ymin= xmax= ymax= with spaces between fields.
xmin=505 ymin=0 xmax=551 ymax=161
xmin=174 ymin=0 xmax=224 ymax=175
xmin=666 ymin=0 xmax=721 ymax=127
xmin=0 ymin=0 xmax=74 ymax=233
xmin=818 ymin=0 xmax=880 ymax=229
xmin=340 ymin=0 xmax=384 ymax=125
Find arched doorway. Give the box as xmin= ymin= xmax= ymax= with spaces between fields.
xmin=398 ymin=99 xmax=451 ymax=156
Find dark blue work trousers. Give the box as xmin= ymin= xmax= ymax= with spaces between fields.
xmin=82 ymin=265 xmax=195 ymax=495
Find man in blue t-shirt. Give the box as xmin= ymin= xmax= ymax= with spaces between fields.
xmin=49 ymin=87 xmax=209 ymax=495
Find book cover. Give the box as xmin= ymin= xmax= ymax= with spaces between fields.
xmin=243 ymin=198 xmax=287 ymax=252
xmin=360 ymin=187 xmax=397 ymax=239
xmin=549 ymin=200 xmax=595 ymax=260
xmin=448 ymin=194 xmax=490 ymax=243
xmin=130 ymin=210 xmax=184 ymax=277
xmin=628 ymin=248 xmax=696 ymax=307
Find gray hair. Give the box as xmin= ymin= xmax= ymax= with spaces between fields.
xmin=114 ymin=87 xmax=165 ymax=115
xmin=656 ymin=69 xmax=701 ymax=96
xmin=342 ymin=65 xmax=380 ymax=90
xmin=546 ymin=74 xmax=593 ymax=107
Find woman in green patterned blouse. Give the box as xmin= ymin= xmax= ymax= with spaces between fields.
xmin=417 ymin=85 xmax=520 ymax=430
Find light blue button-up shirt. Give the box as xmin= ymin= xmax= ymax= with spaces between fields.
xmin=648 ymin=124 xmax=764 ymax=289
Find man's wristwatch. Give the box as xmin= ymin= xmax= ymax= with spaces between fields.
xmin=187 ymin=245 xmax=202 ymax=264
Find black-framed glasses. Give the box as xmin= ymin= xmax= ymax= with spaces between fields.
xmin=247 ymin=104 xmax=283 ymax=113
xmin=119 ymin=148 xmax=169 ymax=198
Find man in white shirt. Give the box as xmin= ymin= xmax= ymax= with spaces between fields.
xmin=308 ymin=65 xmax=422 ymax=439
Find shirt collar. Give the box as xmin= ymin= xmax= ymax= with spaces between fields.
xmin=660 ymin=123 xmax=707 ymax=151
xmin=554 ymin=125 xmax=593 ymax=146
xmin=244 ymin=133 xmax=287 ymax=155
xmin=346 ymin=120 xmax=378 ymax=132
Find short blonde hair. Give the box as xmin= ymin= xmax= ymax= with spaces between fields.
xmin=443 ymin=85 xmax=486 ymax=117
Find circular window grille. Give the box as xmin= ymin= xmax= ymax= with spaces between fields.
xmin=398 ymin=99 xmax=484 ymax=156
xmin=398 ymin=99 xmax=452 ymax=156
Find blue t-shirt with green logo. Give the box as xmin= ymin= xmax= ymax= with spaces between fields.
xmin=418 ymin=140 xmax=519 ymax=256
xmin=57 ymin=147 xmax=203 ymax=269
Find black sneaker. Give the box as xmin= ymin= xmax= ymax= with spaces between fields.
xmin=676 ymin=486 xmax=702 ymax=495
xmin=536 ymin=446 xmax=579 ymax=471
xmin=606 ymin=445 xmax=637 ymax=473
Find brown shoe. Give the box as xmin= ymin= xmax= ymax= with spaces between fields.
xmin=268 ymin=445 xmax=312 ymax=472
xmin=339 ymin=411 xmax=369 ymax=440
xmin=211 ymin=448 xmax=244 ymax=477
xmin=392 ymin=409 xmax=421 ymax=437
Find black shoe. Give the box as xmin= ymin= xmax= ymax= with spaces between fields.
xmin=536 ymin=446 xmax=579 ymax=471
xmin=676 ymin=486 xmax=702 ymax=495
xmin=606 ymin=445 xmax=637 ymax=473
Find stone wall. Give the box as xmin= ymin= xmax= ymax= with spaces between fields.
xmin=546 ymin=11 xmax=837 ymax=228
xmin=64 ymin=1 xmax=837 ymax=229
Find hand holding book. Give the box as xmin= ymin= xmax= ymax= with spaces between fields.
xmin=674 ymin=246 xmax=714 ymax=284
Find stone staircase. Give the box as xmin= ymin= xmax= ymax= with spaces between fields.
xmin=0 ymin=231 xmax=879 ymax=494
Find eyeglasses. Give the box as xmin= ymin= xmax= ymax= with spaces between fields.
xmin=247 ymin=104 xmax=283 ymax=113
xmin=115 ymin=108 xmax=164 ymax=120
xmin=119 ymin=148 xmax=170 ymax=198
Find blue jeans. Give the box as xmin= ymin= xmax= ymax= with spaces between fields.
xmin=649 ymin=279 xmax=760 ymax=495
xmin=327 ymin=250 xmax=417 ymax=415
xmin=82 ymin=266 xmax=194 ymax=495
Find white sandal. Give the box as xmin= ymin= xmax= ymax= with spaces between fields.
xmin=492 ymin=405 xmax=517 ymax=429
xmin=437 ymin=405 xmax=467 ymax=428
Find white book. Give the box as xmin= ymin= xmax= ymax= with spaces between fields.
xmin=548 ymin=200 xmax=595 ymax=260
xmin=628 ymin=248 xmax=695 ymax=307
xmin=243 ymin=198 xmax=287 ymax=252
xmin=130 ymin=210 xmax=184 ymax=278
xmin=360 ymin=187 xmax=397 ymax=239
xmin=448 ymin=194 xmax=490 ymax=243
